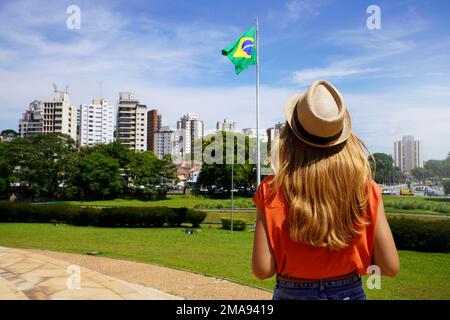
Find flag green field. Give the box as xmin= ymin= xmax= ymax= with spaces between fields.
xmin=222 ymin=26 xmax=256 ymax=74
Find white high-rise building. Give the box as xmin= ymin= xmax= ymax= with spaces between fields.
xmin=216 ymin=119 xmax=236 ymax=132
xmin=116 ymin=92 xmax=147 ymax=152
xmin=267 ymin=122 xmax=284 ymax=146
xmin=242 ymin=128 xmax=268 ymax=142
xmin=394 ymin=136 xmax=424 ymax=174
xmin=154 ymin=126 xmax=175 ymax=159
xmin=176 ymin=113 xmax=204 ymax=157
xmin=19 ymin=89 xmax=77 ymax=141
xmin=79 ymin=99 xmax=114 ymax=147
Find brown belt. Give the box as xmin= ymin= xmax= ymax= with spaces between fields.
xmin=276 ymin=270 xmax=359 ymax=284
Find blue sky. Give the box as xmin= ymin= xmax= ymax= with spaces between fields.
xmin=0 ymin=0 xmax=449 ymax=159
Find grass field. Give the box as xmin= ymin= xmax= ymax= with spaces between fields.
xmin=61 ymin=194 xmax=450 ymax=216
xmin=65 ymin=195 xmax=256 ymax=209
xmin=203 ymin=211 xmax=448 ymax=227
xmin=0 ymin=223 xmax=448 ymax=300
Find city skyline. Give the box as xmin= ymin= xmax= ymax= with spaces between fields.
xmin=12 ymin=86 xmax=438 ymax=165
xmin=1 ymin=1 xmax=449 ymax=159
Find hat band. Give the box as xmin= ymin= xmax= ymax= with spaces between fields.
xmin=293 ymin=113 xmax=343 ymax=145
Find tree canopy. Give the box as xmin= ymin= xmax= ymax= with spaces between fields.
xmin=0 ymin=134 xmax=176 ymax=201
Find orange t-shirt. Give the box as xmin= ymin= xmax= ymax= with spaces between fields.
xmin=253 ymin=175 xmax=382 ymax=279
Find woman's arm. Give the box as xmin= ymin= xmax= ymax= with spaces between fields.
xmin=372 ymin=200 xmax=400 ymax=277
xmin=252 ymin=208 xmax=276 ymax=280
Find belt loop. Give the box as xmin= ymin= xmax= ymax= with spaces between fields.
xmin=319 ymin=279 xmax=325 ymax=292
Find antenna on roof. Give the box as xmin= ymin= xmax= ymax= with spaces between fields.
xmin=65 ymin=85 xmax=69 ymax=94
xmin=53 ymin=83 xmax=57 ymax=92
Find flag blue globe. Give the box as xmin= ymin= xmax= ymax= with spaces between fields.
xmin=241 ymin=39 xmax=254 ymax=56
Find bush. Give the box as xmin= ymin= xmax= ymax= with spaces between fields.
xmin=221 ymin=218 xmax=247 ymax=231
xmin=383 ymin=198 xmax=450 ymax=214
xmin=70 ymin=207 xmax=99 ymax=226
xmin=139 ymin=187 xmax=168 ymax=201
xmin=443 ymin=180 xmax=450 ymax=195
xmin=168 ymin=207 xmax=187 ymax=227
xmin=388 ymin=217 xmax=450 ymax=253
xmin=186 ymin=209 xmax=207 ymax=228
xmin=0 ymin=201 xmax=206 ymax=228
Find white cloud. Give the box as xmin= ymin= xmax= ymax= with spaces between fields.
xmin=267 ymin=0 xmax=333 ymax=26
xmin=1 ymin=0 xmax=449 ymax=161
xmin=292 ymin=65 xmax=380 ymax=86
xmin=345 ymin=89 xmax=450 ymax=161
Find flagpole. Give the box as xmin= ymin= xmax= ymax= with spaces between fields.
xmin=231 ymin=162 xmax=234 ymax=233
xmin=255 ymin=18 xmax=261 ymax=188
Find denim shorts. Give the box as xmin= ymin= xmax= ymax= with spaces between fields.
xmin=273 ymin=273 xmax=366 ymax=300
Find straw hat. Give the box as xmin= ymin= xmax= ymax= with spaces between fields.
xmin=284 ymin=80 xmax=352 ymax=148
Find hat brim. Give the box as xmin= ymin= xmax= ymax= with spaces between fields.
xmin=284 ymin=93 xmax=352 ymax=148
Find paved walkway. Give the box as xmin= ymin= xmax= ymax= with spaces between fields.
xmin=0 ymin=247 xmax=272 ymax=300
xmin=0 ymin=247 xmax=181 ymax=300
xmin=28 ymin=249 xmax=273 ymax=300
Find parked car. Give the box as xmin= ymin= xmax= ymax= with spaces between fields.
xmin=424 ymin=189 xmax=438 ymax=196
xmin=400 ymin=189 xmax=414 ymax=196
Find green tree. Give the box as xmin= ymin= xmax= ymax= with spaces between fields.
xmin=443 ymin=179 xmax=450 ymax=195
xmin=161 ymin=153 xmax=178 ymax=185
xmin=443 ymin=152 xmax=450 ymax=178
xmin=370 ymin=153 xmax=394 ymax=185
xmin=0 ymin=142 xmax=10 ymax=198
xmin=79 ymin=141 xmax=134 ymax=193
xmin=1 ymin=129 xmax=18 ymax=137
xmin=197 ymin=131 xmax=259 ymax=193
xmin=87 ymin=141 xmax=134 ymax=168
xmin=411 ymin=167 xmax=430 ymax=184
xmin=127 ymin=151 xmax=164 ymax=188
xmin=5 ymin=134 xmax=77 ymax=200
xmin=76 ymin=152 xmax=121 ymax=200
xmin=424 ymin=160 xmax=444 ymax=178
xmin=126 ymin=151 xmax=169 ymax=200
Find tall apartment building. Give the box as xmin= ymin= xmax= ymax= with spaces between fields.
xmin=147 ymin=109 xmax=162 ymax=153
xmin=267 ymin=122 xmax=284 ymax=146
xmin=394 ymin=136 xmax=424 ymax=174
xmin=242 ymin=128 xmax=268 ymax=142
xmin=19 ymin=100 xmax=43 ymax=137
xmin=116 ymin=92 xmax=147 ymax=152
xmin=78 ymin=99 xmax=114 ymax=147
xmin=19 ymin=89 xmax=77 ymax=141
xmin=154 ymin=126 xmax=175 ymax=159
xmin=176 ymin=113 xmax=204 ymax=156
xmin=216 ymin=119 xmax=236 ymax=132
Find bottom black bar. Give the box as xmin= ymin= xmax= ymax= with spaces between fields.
xmin=0 ymin=300 xmax=448 ymax=318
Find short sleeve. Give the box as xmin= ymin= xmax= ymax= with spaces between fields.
xmin=252 ymin=181 xmax=265 ymax=210
xmin=365 ymin=180 xmax=382 ymax=265
xmin=371 ymin=180 xmax=382 ymax=203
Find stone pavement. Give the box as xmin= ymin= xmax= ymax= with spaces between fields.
xmin=0 ymin=247 xmax=181 ymax=300
xmin=31 ymin=249 xmax=273 ymax=300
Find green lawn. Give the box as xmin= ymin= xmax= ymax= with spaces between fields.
xmin=204 ymin=211 xmax=256 ymax=224
xmin=0 ymin=223 xmax=448 ymax=300
xmin=60 ymin=194 xmax=450 ymax=216
xmin=64 ymin=195 xmax=256 ymax=209
xmin=203 ymin=211 xmax=447 ymax=225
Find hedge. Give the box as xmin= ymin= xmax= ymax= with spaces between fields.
xmin=0 ymin=201 xmax=206 ymax=228
xmin=387 ymin=217 xmax=450 ymax=253
xmin=221 ymin=218 xmax=247 ymax=231
xmin=383 ymin=199 xmax=450 ymax=214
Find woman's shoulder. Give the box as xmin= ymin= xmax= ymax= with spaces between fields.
xmin=256 ymin=175 xmax=276 ymax=195
xmin=253 ymin=175 xmax=284 ymax=209
xmin=368 ymin=180 xmax=382 ymax=200
xmin=261 ymin=175 xmax=275 ymax=186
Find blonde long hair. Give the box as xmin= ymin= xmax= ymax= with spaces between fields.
xmin=271 ymin=123 xmax=373 ymax=250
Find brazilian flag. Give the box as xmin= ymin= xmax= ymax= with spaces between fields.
xmin=222 ymin=26 xmax=256 ymax=75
